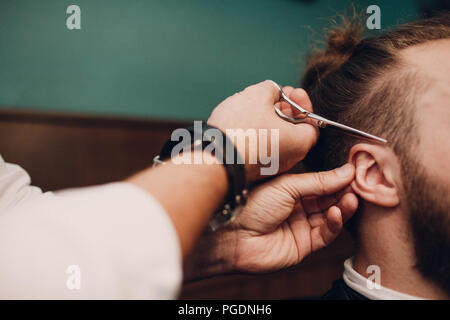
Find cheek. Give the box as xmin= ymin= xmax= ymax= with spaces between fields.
xmin=419 ymin=125 xmax=450 ymax=188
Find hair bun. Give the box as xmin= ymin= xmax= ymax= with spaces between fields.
xmin=327 ymin=22 xmax=362 ymax=54
xmin=302 ymin=18 xmax=363 ymax=91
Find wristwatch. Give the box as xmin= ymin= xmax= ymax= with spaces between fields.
xmin=153 ymin=123 xmax=248 ymax=231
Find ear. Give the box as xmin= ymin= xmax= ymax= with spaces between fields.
xmin=348 ymin=144 xmax=400 ymax=207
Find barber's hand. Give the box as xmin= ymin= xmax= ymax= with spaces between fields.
xmin=226 ymin=164 xmax=358 ymax=272
xmin=207 ymin=80 xmax=318 ymax=182
xmin=183 ymin=164 xmax=358 ymax=280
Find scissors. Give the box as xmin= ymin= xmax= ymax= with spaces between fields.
xmin=273 ymin=82 xmax=388 ymax=144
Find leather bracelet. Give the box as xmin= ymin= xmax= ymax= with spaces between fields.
xmin=153 ymin=123 xmax=248 ymax=231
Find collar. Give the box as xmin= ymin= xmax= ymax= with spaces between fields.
xmin=343 ymin=257 xmax=424 ymax=300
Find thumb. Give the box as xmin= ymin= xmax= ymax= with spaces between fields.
xmin=282 ymin=88 xmax=319 ymax=152
xmin=280 ymin=163 xmax=355 ymax=199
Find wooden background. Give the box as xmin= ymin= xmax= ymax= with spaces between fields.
xmin=0 ymin=109 xmax=355 ymax=299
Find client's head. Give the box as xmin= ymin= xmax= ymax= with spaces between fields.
xmin=302 ymin=13 xmax=450 ymax=297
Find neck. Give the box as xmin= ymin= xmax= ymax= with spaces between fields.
xmin=352 ymin=203 xmax=448 ymax=299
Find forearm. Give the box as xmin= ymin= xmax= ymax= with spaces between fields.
xmin=126 ymin=151 xmax=228 ymax=261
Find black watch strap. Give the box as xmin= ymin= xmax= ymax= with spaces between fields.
xmin=154 ymin=123 xmax=247 ymax=231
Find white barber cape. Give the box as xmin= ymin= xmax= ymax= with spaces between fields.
xmin=0 ymin=155 xmax=181 ymax=299
xmin=343 ymin=258 xmax=423 ymax=300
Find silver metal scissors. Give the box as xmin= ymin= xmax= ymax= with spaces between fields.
xmin=273 ymin=82 xmax=388 ymax=144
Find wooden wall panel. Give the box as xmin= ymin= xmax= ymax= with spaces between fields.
xmin=0 ymin=109 xmax=187 ymax=191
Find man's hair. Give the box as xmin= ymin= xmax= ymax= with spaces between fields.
xmin=302 ymin=12 xmax=450 ymax=238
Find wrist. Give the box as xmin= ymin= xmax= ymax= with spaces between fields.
xmin=219 ymin=131 xmax=264 ymax=184
xmin=183 ymin=228 xmax=237 ymax=283
xmin=155 ymin=123 xmax=248 ymax=232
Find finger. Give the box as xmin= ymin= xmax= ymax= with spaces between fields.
xmin=289 ymin=88 xmax=313 ymax=112
xmin=302 ymin=193 xmax=338 ymax=215
xmin=256 ymin=80 xmax=282 ymax=104
xmin=282 ymin=86 xmax=294 ymax=95
xmin=294 ymin=122 xmax=319 ymax=154
xmin=279 ymin=86 xmax=294 ymax=109
xmin=287 ymin=203 xmax=314 ymax=261
xmin=339 ymin=192 xmax=359 ymax=223
xmin=311 ymin=205 xmax=343 ymax=251
xmin=278 ymin=86 xmax=296 ymax=118
xmin=288 ymin=88 xmax=314 ymax=115
xmin=277 ymin=86 xmax=313 ymax=121
xmin=304 ymin=186 xmax=356 ymax=215
xmin=338 ymin=185 xmax=355 ymax=198
xmin=308 ymin=212 xmax=326 ymax=228
xmin=307 ymin=192 xmax=357 ymax=228
xmin=278 ymin=87 xmax=312 ymax=116
xmin=285 ymin=88 xmax=319 ymax=149
xmin=271 ymin=85 xmax=318 ymax=154
xmin=279 ymin=164 xmax=355 ymax=199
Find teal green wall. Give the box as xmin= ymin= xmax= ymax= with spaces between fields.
xmin=0 ymin=0 xmax=418 ymax=120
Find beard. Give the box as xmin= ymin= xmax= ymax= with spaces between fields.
xmin=402 ymin=159 xmax=450 ymax=296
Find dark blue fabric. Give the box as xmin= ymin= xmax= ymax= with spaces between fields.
xmin=321 ymin=279 xmax=369 ymax=300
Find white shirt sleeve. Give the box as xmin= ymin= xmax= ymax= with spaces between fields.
xmin=0 ymin=155 xmax=49 ymax=211
xmin=0 ymin=156 xmax=182 ymax=299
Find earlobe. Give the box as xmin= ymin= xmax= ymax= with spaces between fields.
xmin=348 ymin=144 xmax=400 ymax=208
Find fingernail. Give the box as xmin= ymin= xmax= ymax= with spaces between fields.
xmin=336 ymin=163 xmax=353 ymax=178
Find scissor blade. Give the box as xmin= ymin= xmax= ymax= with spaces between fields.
xmin=273 ymin=81 xmax=388 ymax=144
xmin=309 ymin=114 xmax=388 ymax=144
